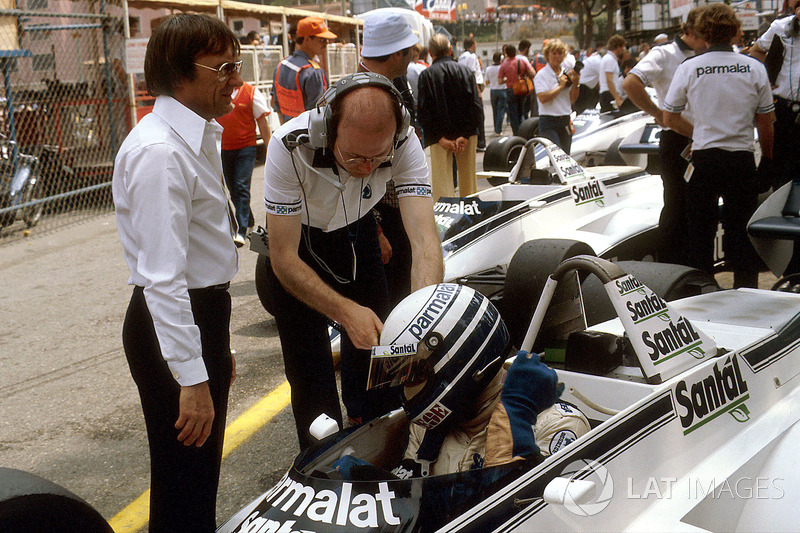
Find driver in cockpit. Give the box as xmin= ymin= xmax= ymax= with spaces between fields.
xmin=336 ymin=283 xmax=589 ymax=479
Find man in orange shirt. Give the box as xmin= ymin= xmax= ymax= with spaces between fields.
xmin=216 ymin=81 xmax=271 ymax=246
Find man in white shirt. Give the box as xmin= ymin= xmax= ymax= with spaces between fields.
xmin=112 ymin=14 xmax=241 ymax=531
xmin=573 ymin=45 xmax=602 ymax=114
xmin=599 ymin=34 xmax=628 ymax=112
xmin=459 ymin=37 xmax=487 ymax=150
xmin=263 ymin=73 xmax=444 ymax=449
xmin=623 ymin=6 xmax=706 ymax=265
xmin=664 ymin=3 xmax=775 ymax=289
xmin=750 ymin=0 xmax=800 ymax=189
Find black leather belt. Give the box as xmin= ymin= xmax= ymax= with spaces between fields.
xmin=206 ymin=282 xmax=230 ymax=290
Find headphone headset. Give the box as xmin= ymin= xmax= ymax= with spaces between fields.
xmin=307 ymin=72 xmax=411 ymax=151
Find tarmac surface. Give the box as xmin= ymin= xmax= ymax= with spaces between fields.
xmin=0 ymin=90 xmax=777 ymax=532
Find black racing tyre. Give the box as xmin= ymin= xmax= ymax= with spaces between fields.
xmin=0 ymin=468 xmax=112 ymax=533
xmin=517 ymin=117 xmax=540 ymax=140
xmin=603 ymin=138 xmax=627 ymax=166
xmin=503 ymin=239 xmax=596 ymax=349
xmin=771 ymin=273 xmax=800 ymax=293
xmin=579 ymin=261 xmax=721 ymax=326
xmin=255 ymin=253 xmax=275 ymax=316
xmin=483 ymin=135 xmax=526 ymax=173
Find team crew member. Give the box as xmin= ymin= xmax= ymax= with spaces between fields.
xmin=534 ymin=39 xmax=580 ymax=153
xmin=664 ymin=3 xmax=775 ymax=288
xmin=217 ymin=81 xmax=272 ymax=247
xmin=272 ymin=17 xmax=335 ymax=123
xmin=599 ymin=35 xmax=628 ymax=112
xmin=112 ymin=14 xmax=240 ymax=531
xmin=263 ymin=74 xmax=444 ymax=450
xmin=750 ymin=0 xmax=800 ymax=189
xmin=573 ymin=46 xmax=601 ymax=114
xmin=623 ymin=6 xmax=707 ymax=265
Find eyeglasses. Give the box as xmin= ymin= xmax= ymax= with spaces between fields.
xmin=193 ymin=60 xmax=243 ymax=82
xmin=336 ymin=144 xmax=394 ymax=167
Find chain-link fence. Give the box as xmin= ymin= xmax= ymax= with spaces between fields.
xmin=0 ymin=0 xmax=124 ymax=242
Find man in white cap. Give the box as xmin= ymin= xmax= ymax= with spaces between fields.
xmin=272 ymin=16 xmax=336 ymax=123
xmin=654 ymin=33 xmax=669 ymax=44
xmin=359 ymin=12 xmax=421 ymax=309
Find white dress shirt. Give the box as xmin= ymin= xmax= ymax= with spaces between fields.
xmin=113 ymin=96 xmax=238 ymax=386
xmin=756 ymin=15 xmax=800 ymax=100
xmin=264 ymin=111 xmax=430 ymax=232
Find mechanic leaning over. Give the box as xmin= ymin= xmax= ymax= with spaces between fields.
xmin=262 ymin=73 xmax=444 ymax=450
xmin=623 ymin=6 xmax=707 ymax=266
xmin=333 ymin=284 xmax=589 ymax=479
xmin=750 ymin=0 xmax=800 ymax=191
xmin=664 ymin=2 xmax=775 ymax=289
xmin=112 ymin=14 xmax=240 ymax=531
xmin=272 ymin=17 xmax=335 ymax=124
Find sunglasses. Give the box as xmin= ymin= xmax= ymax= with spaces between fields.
xmin=335 ymin=144 xmax=394 ymax=167
xmin=193 ymin=60 xmax=243 ymax=82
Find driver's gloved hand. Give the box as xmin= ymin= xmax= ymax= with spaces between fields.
xmin=501 ymin=350 xmax=562 ymax=458
xmin=755 ymin=157 xmax=776 ymax=194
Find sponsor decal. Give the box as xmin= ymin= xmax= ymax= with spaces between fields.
xmin=605 ymin=274 xmax=716 ymax=382
xmin=675 ymin=355 xmax=750 ymax=435
xmin=544 ymin=142 xmax=586 ymax=181
xmin=433 ymin=200 xmax=482 ymax=215
xmin=414 ymin=401 xmax=452 ymax=429
xmin=266 ymin=202 xmax=302 ymax=216
xmin=395 ymin=184 xmax=431 ymax=197
xmin=246 ymin=474 xmax=400 ymax=529
xmin=371 ymin=343 xmax=418 ymax=356
xmin=571 ymin=178 xmax=605 ymax=207
xmin=361 ymin=184 xmax=372 ymax=199
xmin=549 ymin=430 xmax=579 ymax=455
xmin=432 ymin=198 xmax=514 ymax=240
xmin=695 ymin=63 xmax=751 ymax=77
xmin=406 ymin=283 xmax=457 ymax=341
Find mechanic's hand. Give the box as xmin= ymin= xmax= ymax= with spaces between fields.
xmin=340 ymin=303 xmax=383 ymax=350
xmin=501 ymin=350 xmax=561 ymax=457
xmin=755 ymin=157 xmax=776 ymax=194
xmin=615 ymin=96 xmax=624 ymax=109
xmin=176 ymin=382 xmax=215 ymax=447
xmin=378 ymin=230 xmax=392 ymax=264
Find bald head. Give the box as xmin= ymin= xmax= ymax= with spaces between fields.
xmin=331 ymin=86 xmax=402 ymax=146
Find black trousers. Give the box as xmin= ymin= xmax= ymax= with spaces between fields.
xmin=123 ymin=285 xmax=232 ymax=532
xmin=599 ymin=91 xmax=615 ymax=113
xmin=658 ymin=129 xmax=691 ymax=265
xmin=686 ymin=149 xmax=760 ymax=286
xmin=573 ymin=84 xmax=599 ymax=115
xmin=374 ymin=202 xmax=412 ymax=309
xmin=773 ymin=97 xmax=800 ymax=188
xmin=264 ymin=217 xmax=400 ymax=450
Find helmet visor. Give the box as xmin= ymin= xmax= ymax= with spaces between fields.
xmin=367 ymin=343 xmax=428 ymax=390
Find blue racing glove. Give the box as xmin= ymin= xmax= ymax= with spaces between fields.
xmin=501 ymin=350 xmax=562 ymax=458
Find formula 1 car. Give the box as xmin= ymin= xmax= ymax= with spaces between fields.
xmin=214 ymin=255 xmax=800 ymax=532
xmin=482 ymin=108 xmax=660 ymax=185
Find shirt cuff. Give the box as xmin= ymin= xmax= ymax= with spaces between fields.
xmin=168 ymin=356 xmax=210 ymax=387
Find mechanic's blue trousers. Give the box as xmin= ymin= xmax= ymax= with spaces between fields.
xmin=124 ymin=285 xmax=232 ymax=532
xmin=685 ymin=148 xmax=760 ymax=287
xmin=263 ymin=216 xmax=401 ymax=450
xmin=658 ymin=129 xmax=691 ymax=265
xmin=222 ymin=145 xmax=257 ymax=237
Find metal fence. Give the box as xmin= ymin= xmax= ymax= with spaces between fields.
xmin=0 ymin=0 xmax=122 ymax=243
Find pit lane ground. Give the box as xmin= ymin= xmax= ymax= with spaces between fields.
xmin=0 ymin=99 xmax=776 ymax=532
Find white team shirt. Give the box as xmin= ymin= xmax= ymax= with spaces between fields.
xmin=264 ymin=111 xmax=431 ymax=232
xmin=580 ymin=53 xmax=602 ymax=88
xmin=629 ymin=38 xmax=696 ymax=127
xmin=599 ymin=51 xmax=622 ymax=93
xmin=458 ymin=50 xmax=484 ymax=85
xmin=756 ymin=15 xmax=800 ymax=100
xmin=113 ymin=96 xmax=238 ymax=386
xmin=534 ymin=63 xmax=573 ymax=116
xmin=664 ymin=46 xmax=775 ymax=152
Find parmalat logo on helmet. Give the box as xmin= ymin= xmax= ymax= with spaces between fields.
xmin=407 ymin=284 xmax=458 ymax=341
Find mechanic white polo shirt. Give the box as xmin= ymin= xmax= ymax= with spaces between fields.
xmin=756 ymin=15 xmax=800 ymax=101
xmin=599 ymin=51 xmax=621 ymax=93
xmin=264 ymin=111 xmax=430 ymax=232
xmin=629 ymin=38 xmax=695 ymax=113
xmin=664 ymin=45 xmax=774 ymax=152
xmin=534 ymin=63 xmax=573 ymax=116
xmin=580 ymin=53 xmax=601 ymax=89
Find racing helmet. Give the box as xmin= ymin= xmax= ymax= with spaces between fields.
xmin=375 ymin=283 xmax=511 ymax=431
